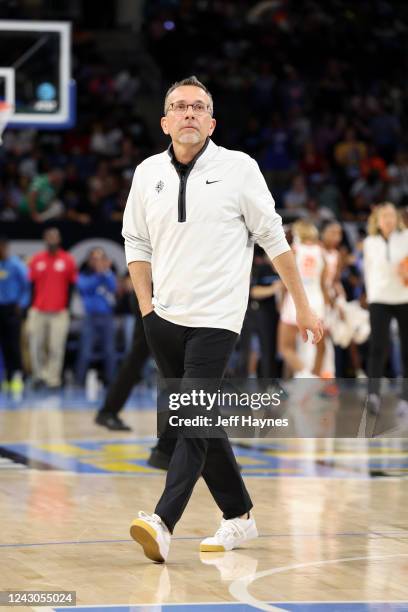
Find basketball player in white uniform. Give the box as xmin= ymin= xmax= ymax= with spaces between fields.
xmin=279 ymin=220 xmax=327 ymax=377
xmin=320 ymin=222 xmax=344 ymax=377
xmin=322 ymin=222 xmax=342 ymax=298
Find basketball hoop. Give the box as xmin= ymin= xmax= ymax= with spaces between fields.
xmin=0 ymin=101 xmax=13 ymax=145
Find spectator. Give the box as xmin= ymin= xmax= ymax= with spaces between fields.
xmin=89 ymin=120 xmax=122 ymax=157
xmin=317 ymin=59 xmax=347 ymax=114
xmin=283 ymin=174 xmax=309 ymax=213
xmin=351 ymin=169 xmax=386 ymax=217
xmin=75 ymin=248 xmax=117 ymax=386
xmin=299 ymin=141 xmax=324 ymax=181
xmin=114 ymin=69 xmax=140 ymax=105
xmin=289 ymin=108 xmax=312 ymax=156
xmin=0 ymin=236 xmax=29 ymax=392
xmin=370 ymin=102 xmax=401 ymax=163
xmin=334 ymin=127 xmax=367 ymax=184
xmin=111 ymin=137 xmax=140 ymax=175
xmin=20 ymin=169 xmax=65 ymax=223
xmin=104 ymin=182 xmax=127 ymax=223
xmin=315 ymin=174 xmax=343 ymax=219
xmin=315 ymin=113 xmax=345 ymax=158
xmin=1 ymin=0 xmax=408 ymax=229
xmin=258 ymin=114 xmax=293 ymax=190
xmin=61 ymin=163 xmax=86 ymax=214
xmin=360 ymin=145 xmax=388 ymax=182
xmin=241 ymin=117 xmax=263 ymax=158
xmin=27 ymin=228 xmax=77 ymax=389
xmin=89 ymin=122 xmax=111 ymax=156
xmin=304 ymin=196 xmax=336 ymax=223
xmin=363 ymin=202 xmax=408 ymax=415
xmin=0 ymin=161 xmax=29 ymax=221
xmin=66 ymin=164 xmax=119 ymax=224
xmin=387 ymin=151 xmax=408 ymax=206
xmin=250 ymin=62 xmax=276 ymax=117
xmin=280 ymin=66 xmax=305 ymax=112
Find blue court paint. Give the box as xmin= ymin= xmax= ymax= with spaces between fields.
xmin=54 ymin=602 xmax=408 ymax=612
xmin=0 ymin=442 xmax=109 ymax=473
xmin=2 ymin=437 xmax=408 ymax=477
xmin=0 ymin=387 xmax=156 ymax=411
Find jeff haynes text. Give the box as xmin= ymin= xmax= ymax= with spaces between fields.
xmin=168 ymin=415 xmax=289 ymax=428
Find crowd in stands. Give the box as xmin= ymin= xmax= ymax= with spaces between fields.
xmin=1 ymin=1 xmax=407 ymax=407
xmin=1 ymin=0 xmax=408 ymax=223
xmin=1 ymin=206 xmax=407 ymax=394
xmin=0 ymin=228 xmax=138 ymax=392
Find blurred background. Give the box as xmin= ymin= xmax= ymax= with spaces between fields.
xmin=0 ymin=0 xmax=407 ymax=408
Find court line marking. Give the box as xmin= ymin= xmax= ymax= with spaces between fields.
xmin=2 ymin=530 xmax=407 ymax=549
xmin=229 ymin=552 xmax=408 ymax=612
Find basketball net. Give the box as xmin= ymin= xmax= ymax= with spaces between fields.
xmin=0 ymin=101 xmax=13 ymax=145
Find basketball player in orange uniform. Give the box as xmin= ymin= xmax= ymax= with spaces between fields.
xmin=278 ymin=220 xmax=328 ymax=378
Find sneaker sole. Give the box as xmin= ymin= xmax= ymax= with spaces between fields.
xmin=199 ymin=543 xmax=226 ymax=552
xmin=130 ymin=520 xmax=165 ymax=563
xmin=200 ymin=526 xmax=259 ymax=553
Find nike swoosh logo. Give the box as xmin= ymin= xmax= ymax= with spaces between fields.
xmin=206 ymin=180 xmax=221 ymax=184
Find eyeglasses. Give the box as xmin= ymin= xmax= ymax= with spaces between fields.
xmin=166 ymin=101 xmax=212 ymax=116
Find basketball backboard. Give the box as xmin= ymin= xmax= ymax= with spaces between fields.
xmin=0 ymin=20 xmax=75 ymax=129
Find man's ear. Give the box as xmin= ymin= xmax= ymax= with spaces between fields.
xmin=208 ymin=117 xmax=216 ymax=136
xmin=161 ymin=116 xmax=169 ymax=135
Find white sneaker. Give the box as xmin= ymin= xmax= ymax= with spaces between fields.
xmin=130 ymin=511 xmax=170 ymax=563
xmin=200 ymin=514 xmax=258 ymax=552
xmin=294 ymin=369 xmax=316 ymax=379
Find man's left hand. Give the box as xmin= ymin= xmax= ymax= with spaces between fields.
xmin=296 ymin=309 xmax=324 ymax=344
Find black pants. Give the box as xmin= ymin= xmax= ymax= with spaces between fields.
xmin=368 ymin=303 xmax=408 ymax=400
xmin=143 ymin=311 xmax=253 ymax=533
xmin=235 ymin=310 xmax=253 ymax=377
xmin=100 ymin=311 xmax=150 ymax=415
xmin=253 ymin=304 xmax=280 ymax=378
xmin=0 ymin=304 xmax=22 ymax=380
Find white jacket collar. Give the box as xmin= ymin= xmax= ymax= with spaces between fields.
xmin=167 ymin=138 xmax=218 ymax=171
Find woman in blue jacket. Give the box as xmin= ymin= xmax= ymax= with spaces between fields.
xmin=75 ymin=248 xmax=117 ymax=386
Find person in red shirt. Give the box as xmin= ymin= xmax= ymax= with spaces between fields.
xmin=360 ymin=144 xmax=388 ymax=181
xmin=28 ymin=227 xmax=77 ymax=389
xmin=299 ymin=141 xmax=324 ymax=180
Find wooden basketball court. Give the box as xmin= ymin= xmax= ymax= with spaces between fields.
xmin=1 ymin=387 xmax=407 ymax=612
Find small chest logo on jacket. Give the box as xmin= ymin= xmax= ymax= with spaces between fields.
xmin=155 ymin=180 xmax=164 ymax=194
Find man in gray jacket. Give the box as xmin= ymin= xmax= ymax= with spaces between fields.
xmin=123 ymin=76 xmax=323 ymax=563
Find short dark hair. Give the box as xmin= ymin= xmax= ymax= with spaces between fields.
xmin=89 ymin=247 xmax=105 ymax=258
xmin=43 ymin=226 xmax=59 ymax=236
xmin=164 ymin=75 xmax=214 ymax=115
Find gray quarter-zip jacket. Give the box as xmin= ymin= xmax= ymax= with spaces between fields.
xmin=122 ymin=138 xmax=290 ymax=333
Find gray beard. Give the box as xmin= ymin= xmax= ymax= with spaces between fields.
xmin=178 ymin=131 xmax=201 ymax=145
